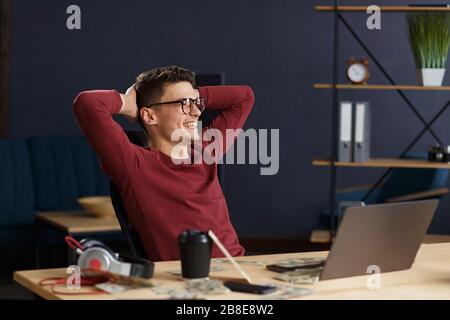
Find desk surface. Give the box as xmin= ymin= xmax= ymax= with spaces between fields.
xmin=13 ymin=243 xmax=450 ymax=300
xmin=37 ymin=211 xmax=121 ymax=234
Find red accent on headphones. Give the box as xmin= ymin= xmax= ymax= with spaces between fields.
xmin=89 ymin=259 xmax=102 ymax=270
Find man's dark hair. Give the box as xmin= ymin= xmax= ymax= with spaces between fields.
xmin=135 ymin=65 xmax=196 ymax=131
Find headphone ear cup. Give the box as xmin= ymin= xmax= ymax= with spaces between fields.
xmin=79 ymin=247 xmax=115 ymax=272
xmin=80 ymin=239 xmax=117 ymax=258
xmin=80 ymin=238 xmax=105 ymax=250
xmin=98 ymin=244 xmax=117 ymax=258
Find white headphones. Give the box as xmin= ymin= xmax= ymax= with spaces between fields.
xmin=66 ymin=237 xmax=154 ymax=279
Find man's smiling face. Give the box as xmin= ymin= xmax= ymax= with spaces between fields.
xmin=143 ymin=81 xmax=202 ymax=144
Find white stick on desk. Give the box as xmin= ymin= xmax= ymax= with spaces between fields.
xmin=208 ymin=230 xmax=252 ymax=284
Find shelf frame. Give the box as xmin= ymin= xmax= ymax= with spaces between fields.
xmin=328 ymin=0 xmax=340 ymax=240
xmin=317 ymin=2 xmax=450 ymax=238
xmin=336 ymin=12 xmax=450 ymax=199
xmin=314 ymin=84 xmax=450 ymax=91
xmin=313 ymin=158 xmax=450 ymax=169
xmin=316 ymin=6 xmax=450 ymax=12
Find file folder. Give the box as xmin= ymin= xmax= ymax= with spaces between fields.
xmin=353 ymin=101 xmax=371 ymax=162
xmin=337 ymin=101 xmax=353 ymax=162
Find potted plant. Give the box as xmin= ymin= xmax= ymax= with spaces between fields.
xmin=407 ymin=12 xmax=450 ymax=86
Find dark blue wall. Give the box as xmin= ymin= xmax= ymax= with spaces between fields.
xmin=9 ymin=0 xmax=450 ymax=237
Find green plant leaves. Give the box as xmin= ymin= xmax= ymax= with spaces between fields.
xmin=407 ymin=12 xmax=450 ymax=69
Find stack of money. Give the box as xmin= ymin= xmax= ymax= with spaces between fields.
xmin=274 ymin=257 xmax=325 ymax=269
xmin=185 ymin=278 xmax=230 ymax=295
xmin=169 ymin=289 xmax=202 ymax=300
xmin=274 ymin=267 xmax=323 ymax=284
xmin=212 ymin=258 xmax=265 ymax=267
xmin=151 ymin=278 xmax=229 ymax=299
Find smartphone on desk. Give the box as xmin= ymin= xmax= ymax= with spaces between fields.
xmin=223 ymin=281 xmax=277 ymax=295
xmin=266 ymin=261 xmax=325 ymax=273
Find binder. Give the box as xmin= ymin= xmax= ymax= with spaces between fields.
xmin=337 ymin=101 xmax=353 ymax=162
xmin=353 ymin=101 xmax=371 ymax=162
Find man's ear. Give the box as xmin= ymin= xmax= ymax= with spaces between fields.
xmin=141 ymin=108 xmax=158 ymax=126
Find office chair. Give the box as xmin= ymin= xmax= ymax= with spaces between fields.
xmin=109 ymin=131 xmax=148 ymax=259
xmin=196 ymin=72 xmax=226 ymax=190
xmin=110 ymin=128 xmax=229 ymax=259
xmin=110 ymin=182 xmax=148 ymax=259
xmin=110 ymin=72 xmax=226 ymax=259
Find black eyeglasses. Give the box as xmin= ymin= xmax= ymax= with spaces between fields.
xmin=144 ymin=97 xmax=206 ymax=115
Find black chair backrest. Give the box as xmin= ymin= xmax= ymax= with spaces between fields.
xmin=110 ymin=180 xmax=148 ymax=259
xmin=196 ymin=72 xmax=226 ymax=191
xmin=109 ymin=131 xmax=148 ymax=259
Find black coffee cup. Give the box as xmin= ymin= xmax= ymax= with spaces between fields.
xmin=178 ymin=229 xmax=211 ymax=279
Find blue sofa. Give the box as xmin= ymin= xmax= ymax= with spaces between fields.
xmin=28 ymin=136 xmax=109 ymax=211
xmin=0 ymin=140 xmax=35 ymax=246
xmin=0 ymin=136 xmax=120 ymax=250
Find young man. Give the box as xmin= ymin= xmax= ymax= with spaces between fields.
xmin=73 ymin=66 xmax=254 ymax=261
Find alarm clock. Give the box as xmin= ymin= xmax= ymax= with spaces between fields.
xmin=346 ymin=58 xmax=370 ymax=84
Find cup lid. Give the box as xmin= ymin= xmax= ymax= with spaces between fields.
xmin=178 ymin=229 xmax=210 ymax=243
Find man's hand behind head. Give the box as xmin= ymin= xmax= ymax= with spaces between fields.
xmin=120 ymin=84 xmax=139 ymax=123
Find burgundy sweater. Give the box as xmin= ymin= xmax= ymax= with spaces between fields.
xmin=73 ymin=86 xmax=254 ymax=261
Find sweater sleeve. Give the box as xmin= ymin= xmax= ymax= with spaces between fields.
xmin=73 ymin=90 xmax=136 ymax=182
xmin=198 ymin=85 xmax=254 ymax=158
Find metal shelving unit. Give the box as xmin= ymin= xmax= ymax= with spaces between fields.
xmin=315 ymin=3 xmax=450 ymax=241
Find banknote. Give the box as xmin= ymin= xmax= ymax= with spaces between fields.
xmin=274 ymin=257 xmax=326 ymax=268
xmin=151 ymin=278 xmax=229 ymax=298
xmin=169 ymin=289 xmax=202 ymax=300
xmin=274 ymin=267 xmax=323 ymax=284
xmin=185 ymin=278 xmax=230 ymax=295
xmin=95 ymin=282 xmax=132 ymax=294
xmin=212 ymin=258 xmax=265 ymax=267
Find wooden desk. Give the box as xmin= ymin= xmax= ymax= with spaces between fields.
xmin=37 ymin=211 xmax=121 ymax=234
xmin=14 ymin=243 xmax=450 ymax=300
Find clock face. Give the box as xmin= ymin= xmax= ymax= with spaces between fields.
xmin=347 ymin=63 xmax=367 ymax=83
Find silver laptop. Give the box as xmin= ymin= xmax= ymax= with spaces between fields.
xmin=319 ymin=199 xmax=438 ymax=280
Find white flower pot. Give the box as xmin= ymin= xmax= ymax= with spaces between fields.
xmin=417 ymin=68 xmax=446 ymax=86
